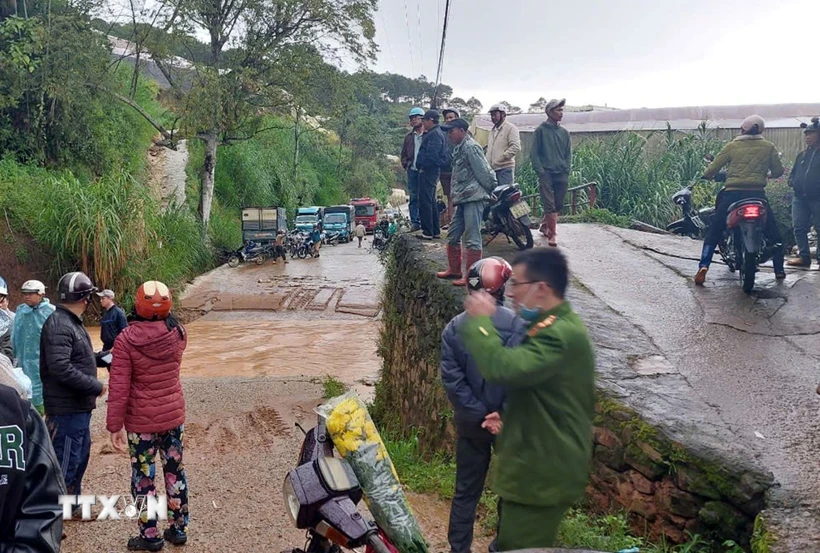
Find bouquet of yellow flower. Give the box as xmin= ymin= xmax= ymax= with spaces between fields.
xmin=317 ymin=392 xmax=428 ymax=553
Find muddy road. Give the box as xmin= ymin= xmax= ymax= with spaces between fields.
xmin=65 ymin=239 xmax=474 ymax=553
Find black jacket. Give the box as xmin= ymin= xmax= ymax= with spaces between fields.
xmin=0 ymin=384 xmax=65 ymax=553
xmin=789 ymin=147 xmax=820 ymax=199
xmin=40 ymin=305 xmax=104 ymax=415
xmin=100 ymin=304 xmax=128 ymax=351
xmin=440 ymin=308 xmax=527 ymax=432
xmin=0 ymin=327 xmax=12 ymax=361
xmin=416 ymin=125 xmax=450 ymax=172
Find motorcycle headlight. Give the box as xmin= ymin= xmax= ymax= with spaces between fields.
xmin=282 ymin=474 xmax=301 ymax=524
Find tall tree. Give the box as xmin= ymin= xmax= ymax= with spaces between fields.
xmin=499 ymin=100 xmax=522 ymax=114
xmin=528 ymin=97 xmax=548 ymax=113
xmin=128 ymin=0 xmax=378 ymax=228
xmin=464 ymin=96 xmax=483 ymax=116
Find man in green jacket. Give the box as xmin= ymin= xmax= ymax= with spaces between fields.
xmin=436 ymin=118 xmax=498 ymax=286
xmin=530 ymin=99 xmax=571 ymax=247
xmin=696 ymin=115 xmax=786 ymax=284
xmin=460 ymin=247 xmax=595 ymax=550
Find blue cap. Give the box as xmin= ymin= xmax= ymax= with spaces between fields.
xmin=408 ymin=107 xmax=425 ymax=117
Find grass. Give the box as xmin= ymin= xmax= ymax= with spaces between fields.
xmin=321 ymin=375 xmax=348 ymax=399
xmin=380 ymin=432 xmax=748 ymax=553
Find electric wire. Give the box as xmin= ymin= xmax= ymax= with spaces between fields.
xmin=416 ymin=0 xmax=423 ymax=77
xmin=431 ymin=0 xmax=452 ymax=108
xmin=403 ymin=0 xmax=416 ymax=77
xmin=378 ymin=6 xmax=397 ymax=70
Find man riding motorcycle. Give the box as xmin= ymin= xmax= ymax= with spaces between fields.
xmin=695 ymin=115 xmax=786 ymax=285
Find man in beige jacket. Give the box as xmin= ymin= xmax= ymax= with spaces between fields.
xmin=486 ymin=104 xmax=521 ymax=185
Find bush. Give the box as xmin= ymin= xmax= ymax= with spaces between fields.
xmin=765 ymin=170 xmax=795 ymax=250
xmin=560 ymin=208 xmax=633 ymax=228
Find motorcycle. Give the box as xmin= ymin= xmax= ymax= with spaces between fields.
xmin=719 ymin=195 xmax=781 ymax=294
xmin=370 ymin=229 xmax=388 ymax=253
xmin=666 ymin=155 xmax=724 ymax=239
xmin=482 ymin=183 xmax=534 ymax=251
xmin=297 ymin=238 xmax=317 ymax=259
xmin=282 ymin=416 xmax=393 ymax=553
xmin=324 ymin=232 xmax=341 ymax=246
xmin=228 ymin=241 xmax=267 ymax=267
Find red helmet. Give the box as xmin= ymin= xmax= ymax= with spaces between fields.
xmin=466 ymin=257 xmax=513 ymax=301
xmin=135 ymin=281 xmax=173 ymax=320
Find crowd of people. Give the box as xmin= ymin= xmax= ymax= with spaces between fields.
xmin=401 ymin=100 xmax=573 ymax=287
xmin=0 ymin=273 xmax=190 ymax=552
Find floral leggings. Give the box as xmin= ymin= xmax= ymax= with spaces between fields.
xmin=129 ymin=425 xmax=189 ymax=539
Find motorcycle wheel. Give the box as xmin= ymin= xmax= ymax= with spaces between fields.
xmin=255 ymin=255 xmax=265 ymax=265
xmin=366 ymin=533 xmax=391 ymax=553
xmin=228 ymin=256 xmax=240 ymax=268
xmin=741 ymin=251 xmax=756 ymax=293
xmin=507 ymin=215 xmax=534 ymax=250
xmin=297 ymin=246 xmax=308 ymax=259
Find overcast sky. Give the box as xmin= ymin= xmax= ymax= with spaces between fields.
xmin=369 ymin=0 xmax=820 ymax=110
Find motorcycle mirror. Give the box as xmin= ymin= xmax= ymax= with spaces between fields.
xmin=294 ymin=422 xmax=308 ymax=436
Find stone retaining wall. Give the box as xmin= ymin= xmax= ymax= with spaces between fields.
xmin=375 ymin=235 xmax=776 ymax=549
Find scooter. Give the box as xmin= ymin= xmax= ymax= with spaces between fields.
xmin=282 ymin=416 xmax=393 ymax=553
xmin=228 ymin=240 xmax=266 ymax=267
xmin=482 ymin=183 xmax=534 ymax=250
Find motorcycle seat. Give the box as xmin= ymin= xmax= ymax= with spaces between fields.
xmin=726 ymin=198 xmax=768 ymax=212
xmin=492 ymin=184 xmax=512 ymax=196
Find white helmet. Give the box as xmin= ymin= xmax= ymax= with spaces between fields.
xmin=21 ymin=280 xmax=46 ymax=295
xmin=489 ymin=103 xmax=507 ymax=114
xmin=741 ymin=115 xmax=765 ymax=135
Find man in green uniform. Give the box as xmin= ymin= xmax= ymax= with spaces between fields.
xmin=460 ymin=247 xmax=595 ymax=550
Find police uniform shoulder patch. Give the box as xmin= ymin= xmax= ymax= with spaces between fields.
xmin=528 ymin=315 xmax=557 ymax=337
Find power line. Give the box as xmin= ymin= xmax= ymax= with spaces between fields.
xmin=431 ymin=0 xmax=452 ymax=109
xmin=378 ymin=7 xmax=397 ymax=69
xmin=403 ymin=0 xmax=416 ymax=77
xmin=416 ymin=0 xmax=423 ymax=77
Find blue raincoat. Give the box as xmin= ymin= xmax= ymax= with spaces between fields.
xmin=12 ymin=299 xmax=56 ymax=407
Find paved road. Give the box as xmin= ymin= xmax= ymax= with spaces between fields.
xmin=557 ymin=224 xmax=820 ymax=549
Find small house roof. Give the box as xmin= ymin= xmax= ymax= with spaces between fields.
xmin=474 ymin=103 xmax=820 ymax=133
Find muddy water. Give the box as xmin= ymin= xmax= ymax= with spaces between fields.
xmin=180 ymin=319 xmax=379 ymax=383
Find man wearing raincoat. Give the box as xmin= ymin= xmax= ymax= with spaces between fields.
xmin=13 ymin=280 xmax=55 ymax=415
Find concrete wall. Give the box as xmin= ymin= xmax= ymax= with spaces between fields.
xmin=376 ymin=235 xmax=775 ymax=549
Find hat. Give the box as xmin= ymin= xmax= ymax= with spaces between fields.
xmin=489 ymin=103 xmax=507 ymax=114
xmin=20 ymin=280 xmax=46 ymax=295
xmin=441 ymin=118 xmax=470 ymax=132
xmin=95 ymin=289 xmax=116 ymax=299
xmin=422 ymin=109 xmax=440 ymax=122
xmin=801 ymin=117 xmax=820 ymax=134
xmin=442 ymin=107 xmax=461 ymax=118
xmin=741 ymin=114 xmax=765 ymax=134
xmin=408 ymin=107 xmax=425 ymax=118
xmin=545 ymin=98 xmax=566 ymax=113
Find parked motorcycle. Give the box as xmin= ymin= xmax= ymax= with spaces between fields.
xmin=324 ymin=232 xmax=341 ymax=246
xmin=370 ymin=228 xmax=388 ymax=253
xmin=667 ymin=155 xmax=724 ymax=239
xmin=482 ymin=183 xmax=534 ymax=250
xmin=228 ymin=241 xmax=266 ymax=267
xmin=282 ymin=416 xmax=393 ymax=553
